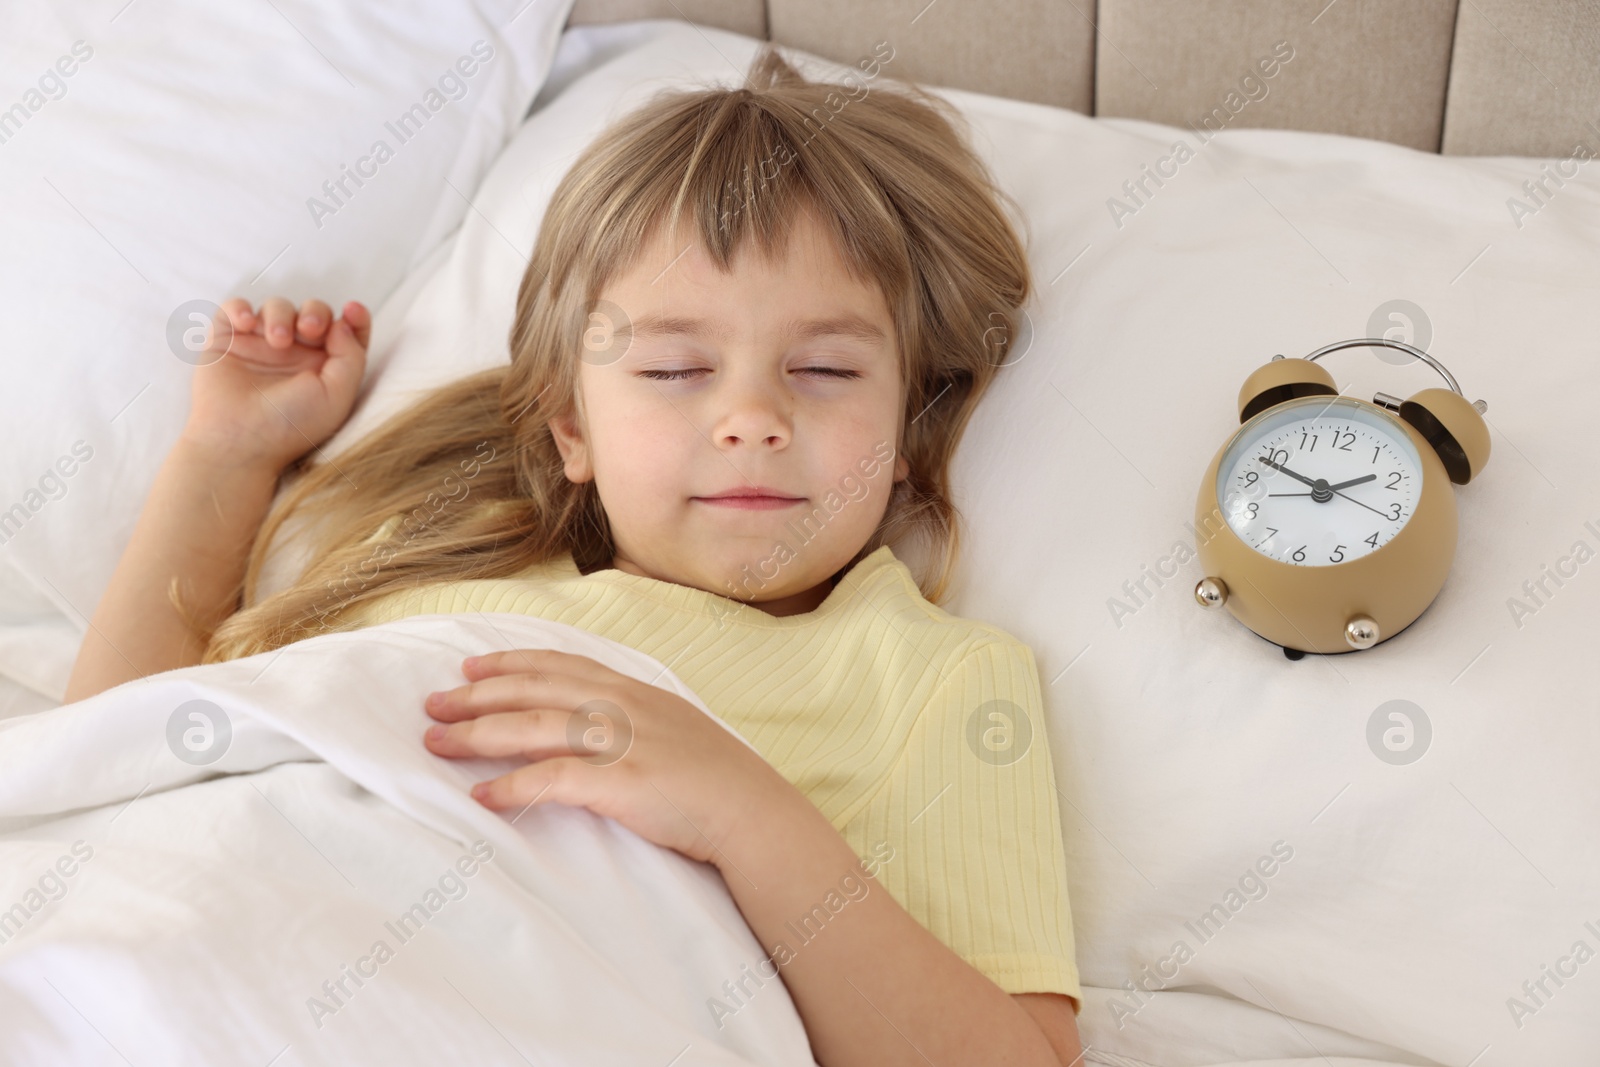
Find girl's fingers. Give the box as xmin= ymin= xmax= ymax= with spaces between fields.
xmin=295 ymin=299 xmax=333 ymax=346
xmin=469 ymin=761 xmax=584 ymax=811
xmin=215 ymin=296 xmax=359 ymax=352
xmin=424 ymin=709 xmax=569 ymax=760
xmin=320 ymin=317 xmax=368 ymax=405
xmin=425 ymin=671 xmax=593 ymax=722
xmin=259 ymin=297 xmax=297 ymax=349
xmin=341 ymin=301 xmax=372 ymax=350
xmin=324 ymin=318 xmax=356 ymax=359
xmin=220 ymin=297 xmax=255 ymax=334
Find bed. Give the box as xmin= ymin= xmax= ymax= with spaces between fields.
xmin=2 ymin=2 xmax=1597 ymax=1064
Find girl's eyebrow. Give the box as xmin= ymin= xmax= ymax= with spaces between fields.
xmin=626 ymin=312 xmax=888 ymax=346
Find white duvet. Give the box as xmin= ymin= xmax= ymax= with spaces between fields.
xmin=0 ymin=613 xmax=816 ymax=1067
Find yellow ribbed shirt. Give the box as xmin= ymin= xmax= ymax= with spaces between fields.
xmin=341 ymin=543 xmax=1080 ymax=1001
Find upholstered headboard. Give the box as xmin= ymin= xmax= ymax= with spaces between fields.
xmin=567 ymin=0 xmax=1600 ymax=156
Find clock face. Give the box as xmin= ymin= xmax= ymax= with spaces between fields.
xmin=1216 ymin=396 xmax=1423 ymax=566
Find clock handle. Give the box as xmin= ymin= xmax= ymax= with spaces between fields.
xmin=1299 ymin=338 xmax=1488 ymax=413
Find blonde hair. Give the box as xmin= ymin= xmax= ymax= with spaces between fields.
xmin=198 ymin=43 xmax=1032 ymax=665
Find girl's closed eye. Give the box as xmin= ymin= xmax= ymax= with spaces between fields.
xmin=637 ymin=366 xmax=863 ymax=381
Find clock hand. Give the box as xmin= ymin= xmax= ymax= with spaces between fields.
xmin=1263 ymin=483 xmax=1391 ymax=517
xmin=1332 ymin=488 xmax=1390 ymax=518
xmin=1255 ymin=459 xmax=1392 ymax=516
xmin=1256 ymin=456 xmax=1319 ymax=488
xmin=1258 ymin=459 xmax=1378 ymax=495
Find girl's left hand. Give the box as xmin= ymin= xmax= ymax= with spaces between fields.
xmin=422 ymin=648 xmax=797 ymax=869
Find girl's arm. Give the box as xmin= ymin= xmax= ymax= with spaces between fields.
xmin=63 ymin=295 xmax=370 ymax=703
xmin=714 ymin=791 xmax=1080 ymax=1067
xmin=424 ymin=652 xmax=1085 ymax=1063
xmin=62 ymin=440 xmax=282 ymax=703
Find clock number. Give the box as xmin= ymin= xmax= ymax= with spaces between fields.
xmin=1243 ymin=470 xmax=1259 ymax=487
xmin=1372 ymin=445 xmax=1380 ymax=464
xmin=1292 ymin=545 xmax=1306 ymax=563
xmin=1246 ymin=502 xmax=1259 ymax=519
xmin=1300 ymin=431 xmax=1319 ymax=451
xmin=1330 ymin=544 xmax=1347 ymax=563
xmin=1365 ymin=531 xmax=1380 ymax=549
xmin=1386 ymin=471 xmax=1402 ymax=490
xmin=1388 ymin=503 xmax=1403 ymax=521
xmin=1265 ymin=527 xmax=1279 ymax=539
xmin=1334 ymin=430 xmax=1355 ymax=451
xmin=1262 ymin=447 xmax=1289 ymax=467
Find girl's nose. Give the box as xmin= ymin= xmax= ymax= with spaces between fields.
xmin=710 ymin=380 xmax=793 ymax=449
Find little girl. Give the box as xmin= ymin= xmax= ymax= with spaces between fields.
xmin=68 ymin=44 xmax=1083 ymax=1066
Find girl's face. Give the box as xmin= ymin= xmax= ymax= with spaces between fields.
xmin=549 ymin=206 xmax=910 ymax=616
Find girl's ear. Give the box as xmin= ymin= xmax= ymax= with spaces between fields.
xmin=893 ymin=451 xmax=909 ymax=483
xmin=547 ymin=411 xmax=594 ymax=484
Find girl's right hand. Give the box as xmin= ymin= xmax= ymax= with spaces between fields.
xmin=182 ymin=296 xmax=372 ymax=473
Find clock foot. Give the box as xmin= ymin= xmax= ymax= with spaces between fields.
xmin=1282 ymin=646 xmax=1306 ymax=661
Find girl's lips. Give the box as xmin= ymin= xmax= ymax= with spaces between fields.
xmin=693 ymin=496 xmax=805 ymax=510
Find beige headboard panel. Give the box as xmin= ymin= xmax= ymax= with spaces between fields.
xmin=1093 ymin=0 xmax=1458 ymax=152
xmin=566 ymin=0 xmax=1600 ymax=156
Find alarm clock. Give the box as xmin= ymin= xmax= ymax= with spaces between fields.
xmin=1192 ymin=338 xmax=1490 ymax=658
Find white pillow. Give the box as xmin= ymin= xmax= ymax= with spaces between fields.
xmin=0 ymin=0 xmax=577 ymax=697
xmin=947 ymin=112 xmax=1599 ymax=1064
xmin=254 ymin=22 xmax=1599 ymax=1064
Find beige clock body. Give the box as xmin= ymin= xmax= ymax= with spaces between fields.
xmin=1192 ymin=346 xmax=1490 ymax=656
xmin=1193 ymin=404 xmax=1457 ymax=654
